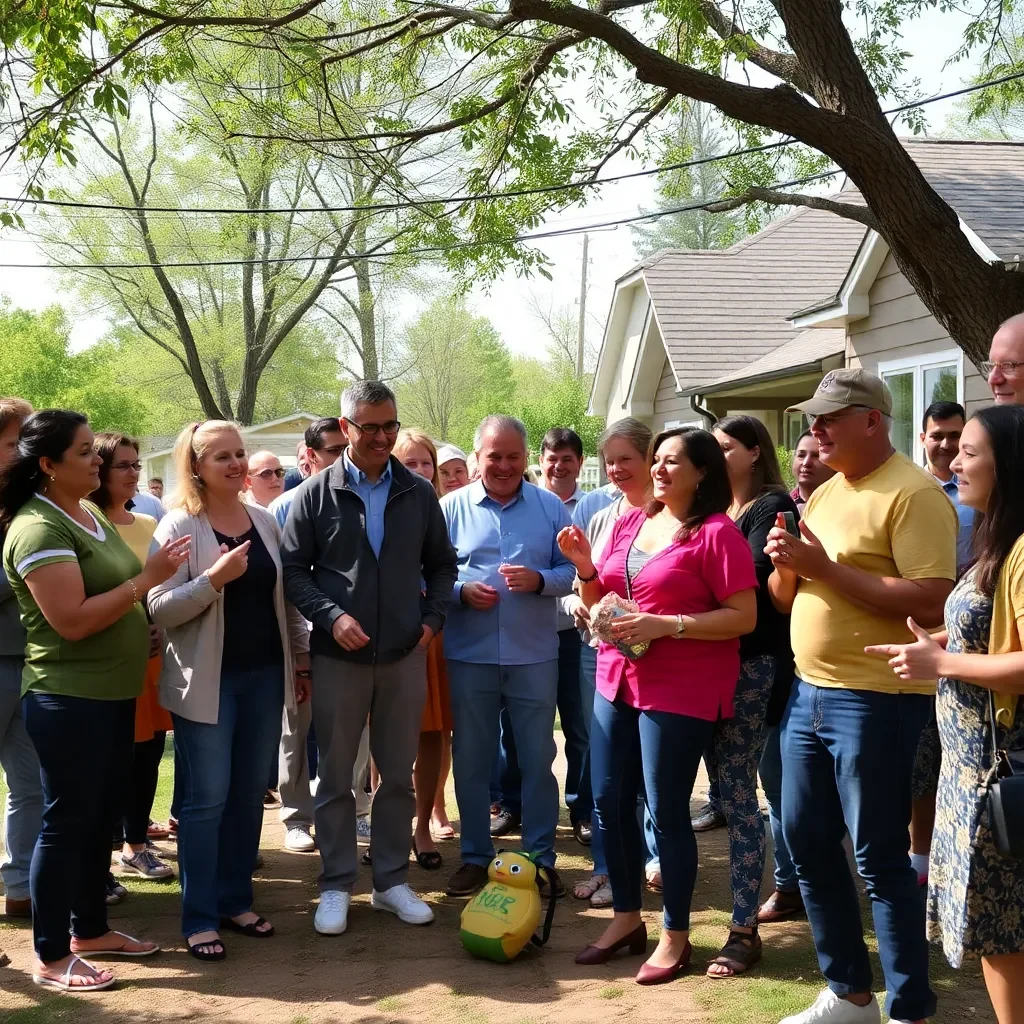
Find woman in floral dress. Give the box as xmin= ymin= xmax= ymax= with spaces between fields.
xmin=867 ymin=404 xmax=1024 ymax=1024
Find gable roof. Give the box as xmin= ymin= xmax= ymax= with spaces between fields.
xmin=637 ymin=206 xmax=866 ymax=389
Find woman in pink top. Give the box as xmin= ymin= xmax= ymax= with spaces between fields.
xmin=558 ymin=426 xmax=757 ymax=985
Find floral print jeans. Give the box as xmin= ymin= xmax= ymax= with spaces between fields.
xmin=703 ymin=654 xmax=776 ymax=928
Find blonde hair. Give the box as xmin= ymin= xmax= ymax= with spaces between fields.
xmin=169 ymin=419 xmax=246 ymax=514
xmin=393 ymin=428 xmax=442 ymax=497
xmin=0 ymin=397 xmax=33 ymax=435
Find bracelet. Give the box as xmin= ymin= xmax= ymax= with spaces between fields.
xmin=127 ymin=578 xmax=139 ymax=604
xmin=295 ymin=669 xmax=312 ymax=678
xmin=577 ymin=567 xmax=599 ymax=584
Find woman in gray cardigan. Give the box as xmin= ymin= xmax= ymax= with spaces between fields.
xmin=149 ymin=421 xmax=310 ymax=963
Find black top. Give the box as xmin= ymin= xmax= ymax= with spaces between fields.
xmin=212 ymin=518 xmax=283 ymax=672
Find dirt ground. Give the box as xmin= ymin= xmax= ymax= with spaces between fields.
xmin=0 ymin=751 xmax=996 ymax=1024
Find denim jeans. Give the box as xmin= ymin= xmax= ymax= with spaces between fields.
xmin=23 ymin=691 xmax=134 ymax=963
xmin=591 ymin=691 xmax=713 ymax=931
xmin=449 ymin=660 xmax=559 ymax=867
xmin=704 ymin=655 xmax=775 ymax=927
xmin=781 ymin=679 xmax=935 ymax=1021
xmin=172 ymin=663 xmax=284 ymax=939
xmin=759 ymin=722 xmax=798 ymax=891
xmin=556 ymin=628 xmax=591 ymax=824
xmin=490 ymin=703 xmax=521 ymax=817
xmin=578 ymin=643 xmax=607 ymax=876
xmin=0 ymin=656 xmax=42 ymax=901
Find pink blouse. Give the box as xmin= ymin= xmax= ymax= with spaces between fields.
xmin=593 ymin=508 xmax=757 ymax=720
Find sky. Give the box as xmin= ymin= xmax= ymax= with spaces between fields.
xmin=0 ymin=5 xmax=982 ymax=364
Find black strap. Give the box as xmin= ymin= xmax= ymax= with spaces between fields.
xmin=531 ymin=867 xmax=557 ymax=947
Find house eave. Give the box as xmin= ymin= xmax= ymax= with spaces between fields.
xmin=679 ymin=359 xmax=837 ymax=399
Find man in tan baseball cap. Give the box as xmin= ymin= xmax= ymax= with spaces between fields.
xmin=765 ymin=366 xmax=957 ymax=1024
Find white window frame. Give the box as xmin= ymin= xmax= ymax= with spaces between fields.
xmin=877 ymin=348 xmax=963 ymax=465
xmin=784 ymin=411 xmax=808 ymax=450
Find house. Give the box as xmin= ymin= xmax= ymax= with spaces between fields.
xmin=140 ymin=412 xmax=324 ymax=495
xmin=590 ymin=139 xmax=1024 ymax=463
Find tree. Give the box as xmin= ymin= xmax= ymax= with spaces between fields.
xmin=525 ymin=292 xmax=598 ymax=374
xmin=631 ymin=102 xmax=742 ymax=256
xmin=510 ymin=358 xmax=604 ymax=455
xmin=0 ymin=298 xmax=149 ymax=433
xmin=5 ymin=2 xmax=1024 ymax=363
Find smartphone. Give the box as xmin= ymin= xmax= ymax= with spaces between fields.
xmin=782 ymin=511 xmax=800 ymax=538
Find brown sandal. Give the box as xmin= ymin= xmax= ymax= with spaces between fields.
xmin=706 ymin=928 xmax=762 ymax=978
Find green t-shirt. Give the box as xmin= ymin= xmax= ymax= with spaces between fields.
xmin=2 ymin=495 xmax=149 ymax=700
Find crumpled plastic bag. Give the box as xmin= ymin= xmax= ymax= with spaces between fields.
xmin=590 ymin=593 xmax=650 ymax=660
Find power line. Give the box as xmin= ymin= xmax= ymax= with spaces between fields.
xmin=0 ymin=169 xmax=843 ymax=269
xmin=1 ymin=68 xmax=1022 ymax=218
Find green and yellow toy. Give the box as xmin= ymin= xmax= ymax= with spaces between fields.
xmin=459 ymin=851 xmax=556 ymax=963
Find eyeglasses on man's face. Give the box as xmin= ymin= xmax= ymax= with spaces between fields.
xmin=111 ymin=461 xmax=143 ymax=472
xmin=252 ymin=467 xmax=286 ymax=480
xmin=812 ymin=406 xmax=871 ymax=429
xmin=349 ymin=420 xmax=401 ymax=437
xmin=980 ymin=360 xmax=1024 ymax=377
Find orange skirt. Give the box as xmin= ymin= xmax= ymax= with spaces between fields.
xmin=421 ymin=633 xmax=452 ymax=733
xmin=135 ymin=655 xmax=173 ymax=743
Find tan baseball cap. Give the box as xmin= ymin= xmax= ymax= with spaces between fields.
xmin=792 ymin=368 xmax=892 ymax=417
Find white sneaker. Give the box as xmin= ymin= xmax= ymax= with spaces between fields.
xmin=314 ymin=890 xmax=350 ymax=935
xmin=284 ymin=827 xmax=316 ymax=852
xmin=780 ymin=989 xmax=881 ymax=1024
xmin=371 ymin=883 xmax=434 ymax=925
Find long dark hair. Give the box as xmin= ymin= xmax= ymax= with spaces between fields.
xmin=715 ymin=414 xmax=786 ymax=497
xmin=91 ymin=432 xmax=140 ymax=511
xmin=969 ymin=405 xmax=1024 ymax=596
xmin=0 ymin=410 xmax=88 ymax=530
xmin=645 ymin=426 xmax=732 ymax=540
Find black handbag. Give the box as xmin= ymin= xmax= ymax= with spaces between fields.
xmin=986 ymin=689 xmax=1024 ymax=859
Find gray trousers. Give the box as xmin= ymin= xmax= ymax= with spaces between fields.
xmin=311 ymin=648 xmax=426 ymax=893
xmin=278 ymin=698 xmax=314 ymax=830
xmin=0 ymin=656 xmax=42 ymax=901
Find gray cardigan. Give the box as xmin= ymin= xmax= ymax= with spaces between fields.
xmin=148 ymin=504 xmax=309 ymax=725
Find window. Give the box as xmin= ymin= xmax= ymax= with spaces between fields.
xmin=784 ymin=411 xmax=807 ymax=450
xmin=877 ymin=349 xmax=963 ymax=463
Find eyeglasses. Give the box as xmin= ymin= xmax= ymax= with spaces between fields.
xmin=111 ymin=461 xmax=142 ymax=472
xmin=348 ymin=420 xmax=401 ymax=437
xmin=979 ymin=360 xmax=1024 ymax=377
xmin=813 ymin=406 xmax=870 ymax=428
xmin=252 ymin=467 xmax=287 ymax=480
xmin=317 ymin=444 xmax=347 ymax=456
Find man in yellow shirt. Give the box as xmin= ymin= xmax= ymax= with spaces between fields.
xmin=765 ymin=369 xmax=958 ymax=1024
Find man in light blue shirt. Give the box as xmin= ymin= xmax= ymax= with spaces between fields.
xmin=442 ymin=415 xmax=575 ymax=897
xmin=130 ymin=489 xmax=164 ymax=522
xmin=920 ymin=401 xmax=974 ymax=570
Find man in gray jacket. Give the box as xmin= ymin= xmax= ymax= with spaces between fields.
xmin=0 ymin=397 xmax=42 ymax=919
xmin=281 ymin=380 xmax=457 ymax=936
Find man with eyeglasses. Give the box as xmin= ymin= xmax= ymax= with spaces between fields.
xmin=764 ymin=369 xmax=958 ymax=1024
xmin=245 ymin=451 xmax=286 ymax=508
xmin=282 ymin=380 xmax=457 ymax=936
xmin=985 ymin=313 xmax=1024 ymax=406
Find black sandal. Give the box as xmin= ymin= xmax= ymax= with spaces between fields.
xmin=361 ymin=850 xmax=372 ymax=866
xmin=706 ymin=928 xmax=762 ymax=978
xmin=219 ymin=915 xmax=275 ymax=938
xmin=188 ymin=936 xmax=226 ymax=962
xmin=412 ymin=839 xmax=442 ymax=871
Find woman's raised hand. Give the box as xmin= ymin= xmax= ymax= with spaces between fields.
xmin=557 ymin=524 xmax=593 ymax=568
xmin=142 ymin=536 xmax=191 ymax=588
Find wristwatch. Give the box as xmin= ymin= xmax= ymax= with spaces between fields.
xmin=672 ymin=614 xmax=686 ymax=639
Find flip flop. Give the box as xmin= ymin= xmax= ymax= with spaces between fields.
xmin=220 ymin=915 xmax=275 ymax=938
xmin=70 ymin=931 xmax=159 ymax=958
xmin=187 ymin=936 xmax=227 ymax=962
xmin=33 ymin=955 xmax=115 ymax=992
xmin=412 ymin=839 xmax=442 ymax=871
xmin=430 ymin=821 xmax=456 ymax=841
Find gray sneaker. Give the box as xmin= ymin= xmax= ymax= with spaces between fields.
xmin=120 ymin=849 xmax=174 ymax=880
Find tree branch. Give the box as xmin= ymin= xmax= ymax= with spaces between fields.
xmin=705 ymin=186 xmax=878 ymax=231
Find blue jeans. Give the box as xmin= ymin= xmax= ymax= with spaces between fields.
xmin=759 ymin=722 xmax=798 ymax=891
xmin=172 ymin=664 xmax=284 ymax=939
xmin=0 ymin=656 xmax=42 ymax=901
xmin=490 ymin=703 xmax=521 ymax=816
xmin=591 ymin=691 xmax=713 ymax=931
xmin=782 ymin=679 xmax=935 ymax=1021
xmin=23 ymin=692 xmax=134 ymax=963
xmin=578 ymin=643 xmax=606 ymax=876
xmin=449 ymin=660 xmax=558 ymax=867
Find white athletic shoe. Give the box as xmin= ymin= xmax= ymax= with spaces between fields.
xmin=371 ymin=883 xmax=434 ymax=925
xmin=314 ymin=890 xmax=350 ymax=935
xmin=779 ymin=990 xmax=881 ymax=1024
xmin=284 ymin=827 xmax=316 ymax=853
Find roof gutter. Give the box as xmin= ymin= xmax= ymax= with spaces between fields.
xmin=689 ymin=393 xmax=716 ymax=429
xmin=678 ymin=357 xmax=837 ymax=399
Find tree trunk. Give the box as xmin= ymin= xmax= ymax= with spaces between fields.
xmin=353 ymin=230 xmax=378 ymax=379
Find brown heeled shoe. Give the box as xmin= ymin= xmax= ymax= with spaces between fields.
xmin=575 ymin=923 xmax=648 ymax=965
xmin=635 ymin=939 xmax=692 ymax=985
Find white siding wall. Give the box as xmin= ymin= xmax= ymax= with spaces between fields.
xmin=606 ymin=287 xmax=651 ymax=416
xmin=652 ymin=357 xmax=690 ymax=431
xmin=847 ymin=252 xmax=986 ymax=414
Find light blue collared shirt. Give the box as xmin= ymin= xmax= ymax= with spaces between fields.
xmin=572 ymin=483 xmax=618 ymax=532
xmin=268 ymin=487 xmax=298 ymax=530
xmin=130 ymin=491 xmax=164 ymax=522
xmin=343 ymin=450 xmax=392 ymax=558
xmin=441 ymin=480 xmax=575 ymax=665
xmin=934 ymin=471 xmax=975 ymax=570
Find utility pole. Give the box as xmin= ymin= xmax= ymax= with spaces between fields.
xmin=576 ymin=232 xmax=588 ymax=377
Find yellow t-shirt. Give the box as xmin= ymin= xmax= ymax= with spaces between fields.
xmin=114 ymin=512 xmax=158 ymax=566
xmin=791 ymin=451 xmax=958 ymax=695
xmin=990 ymin=533 xmax=1024 ymax=726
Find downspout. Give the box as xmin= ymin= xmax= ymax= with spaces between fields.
xmin=689 ymin=393 xmax=716 ymax=429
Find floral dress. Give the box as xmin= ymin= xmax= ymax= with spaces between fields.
xmin=927 ymin=569 xmax=1024 ymax=966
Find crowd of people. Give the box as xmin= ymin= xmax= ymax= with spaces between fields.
xmin=1 ymin=314 xmax=1024 ymax=1024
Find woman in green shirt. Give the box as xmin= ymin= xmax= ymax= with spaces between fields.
xmin=0 ymin=410 xmax=189 ymax=993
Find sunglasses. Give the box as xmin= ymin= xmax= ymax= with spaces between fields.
xmin=252 ymin=468 xmax=287 ymax=480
